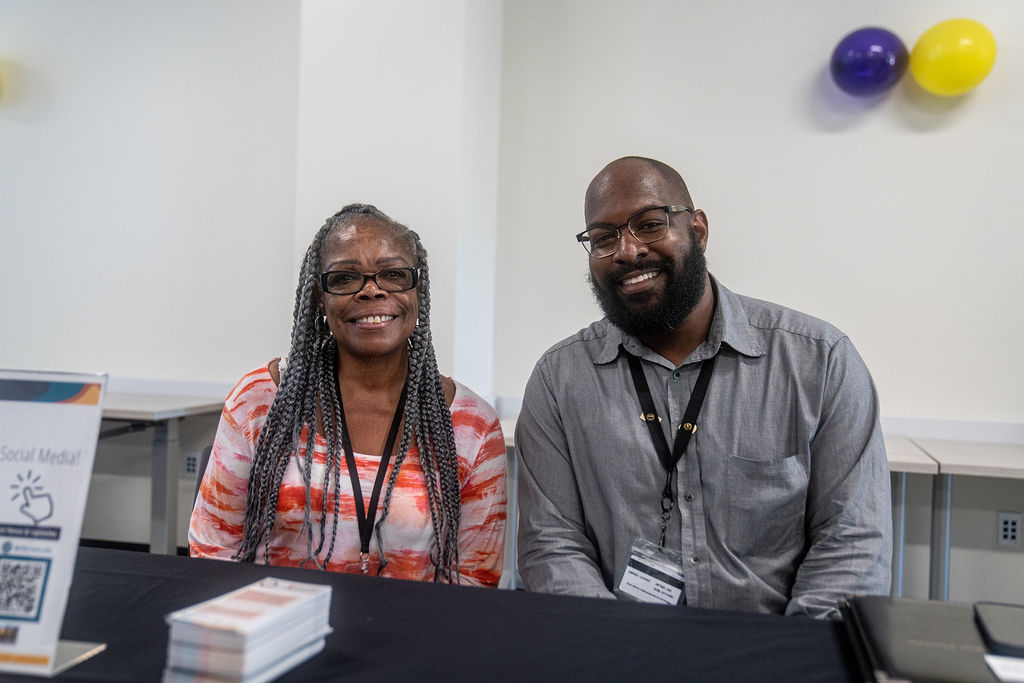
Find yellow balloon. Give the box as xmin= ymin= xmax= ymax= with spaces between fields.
xmin=909 ymin=19 xmax=997 ymax=96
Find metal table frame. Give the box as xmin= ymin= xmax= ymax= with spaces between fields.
xmin=100 ymin=393 xmax=223 ymax=554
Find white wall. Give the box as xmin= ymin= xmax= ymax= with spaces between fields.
xmin=493 ymin=0 xmax=1024 ymax=425
xmin=453 ymin=1 xmax=503 ymax=398
xmin=0 ymin=1 xmax=300 ymax=392
xmin=1 ymin=0 xmax=502 ymax=398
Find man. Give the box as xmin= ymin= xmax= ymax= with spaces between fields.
xmin=515 ymin=157 xmax=891 ymax=618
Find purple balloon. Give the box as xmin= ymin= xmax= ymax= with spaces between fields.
xmin=830 ymin=27 xmax=908 ymax=96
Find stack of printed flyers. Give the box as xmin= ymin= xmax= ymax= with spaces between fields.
xmin=162 ymin=577 xmax=332 ymax=682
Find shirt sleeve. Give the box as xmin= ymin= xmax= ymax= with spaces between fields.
xmin=188 ymin=379 xmax=265 ymax=560
xmin=516 ymin=360 xmax=616 ymax=599
xmin=453 ymin=400 xmax=508 ymax=588
xmin=786 ymin=336 xmax=892 ymax=618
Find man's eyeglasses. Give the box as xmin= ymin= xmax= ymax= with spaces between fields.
xmin=319 ymin=267 xmax=419 ymax=295
xmin=576 ymin=205 xmax=693 ymax=258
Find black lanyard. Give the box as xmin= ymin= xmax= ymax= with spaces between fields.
xmin=335 ymin=379 xmax=408 ymax=574
xmin=627 ymin=352 xmax=715 ymax=547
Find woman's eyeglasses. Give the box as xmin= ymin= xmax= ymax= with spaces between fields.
xmin=320 ymin=267 xmax=419 ymax=295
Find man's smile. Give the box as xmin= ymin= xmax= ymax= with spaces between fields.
xmin=620 ymin=270 xmax=659 ymax=286
xmin=617 ymin=269 xmax=661 ymax=295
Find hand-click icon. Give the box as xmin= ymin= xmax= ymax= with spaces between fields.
xmin=10 ymin=470 xmax=55 ymax=525
xmin=20 ymin=488 xmax=54 ymax=525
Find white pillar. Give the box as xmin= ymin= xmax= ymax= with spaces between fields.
xmin=295 ymin=0 xmax=502 ymax=398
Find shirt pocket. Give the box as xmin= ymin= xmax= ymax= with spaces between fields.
xmin=725 ymin=454 xmax=808 ymax=558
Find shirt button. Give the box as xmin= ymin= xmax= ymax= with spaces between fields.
xmin=690 ymin=556 xmax=700 ymax=565
xmin=673 ymin=371 xmax=680 ymax=379
xmin=684 ymin=492 xmax=695 ymax=502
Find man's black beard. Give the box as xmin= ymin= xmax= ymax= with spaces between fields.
xmin=589 ymin=239 xmax=707 ymax=342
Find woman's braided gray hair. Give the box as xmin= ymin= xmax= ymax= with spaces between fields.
xmin=234 ymin=204 xmax=461 ymax=582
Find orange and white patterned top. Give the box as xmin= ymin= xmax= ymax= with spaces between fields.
xmin=189 ymin=363 xmax=507 ymax=587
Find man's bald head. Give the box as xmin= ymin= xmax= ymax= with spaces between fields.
xmin=584 ymin=157 xmax=693 ymax=220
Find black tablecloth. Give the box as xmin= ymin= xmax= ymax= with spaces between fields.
xmin=40 ymin=548 xmax=857 ymax=681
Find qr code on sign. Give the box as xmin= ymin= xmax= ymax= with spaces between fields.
xmin=0 ymin=556 xmax=51 ymax=621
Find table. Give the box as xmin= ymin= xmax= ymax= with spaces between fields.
xmin=40 ymin=548 xmax=858 ymax=681
xmin=884 ymin=435 xmax=939 ymax=598
xmin=100 ymin=393 xmax=223 ymax=554
xmin=499 ymin=419 xmax=522 ymax=589
xmin=842 ymin=596 xmax=998 ymax=682
xmin=909 ymin=439 xmax=1024 ymax=601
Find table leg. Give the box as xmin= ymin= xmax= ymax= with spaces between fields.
xmin=498 ymin=444 xmax=523 ymax=590
xmin=890 ymin=471 xmax=906 ymax=597
xmin=929 ymin=473 xmax=952 ymax=601
xmin=150 ymin=418 xmax=180 ymax=554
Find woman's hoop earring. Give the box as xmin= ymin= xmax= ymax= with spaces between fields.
xmin=315 ymin=314 xmax=330 ymax=336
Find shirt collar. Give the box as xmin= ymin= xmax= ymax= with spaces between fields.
xmin=593 ymin=274 xmax=766 ymax=367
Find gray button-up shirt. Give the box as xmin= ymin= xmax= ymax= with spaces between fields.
xmin=515 ymin=277 xmax=891 ymax=618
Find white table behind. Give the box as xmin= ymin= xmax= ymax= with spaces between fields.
xmin=101 ymin=393 xmax=223 ymax=554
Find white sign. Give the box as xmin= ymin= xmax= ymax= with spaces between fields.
xmin=0 ymin=370 xmax=107 ymax=677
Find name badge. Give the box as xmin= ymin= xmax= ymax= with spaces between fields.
xmin=615 ymin=538 xmax=686 ymax=606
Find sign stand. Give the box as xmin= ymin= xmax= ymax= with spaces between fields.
xmin=0 ymin=370 xmax=108 ymax=677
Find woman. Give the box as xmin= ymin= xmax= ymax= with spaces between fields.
xmin=190 ymin=204 xmax=506 ymax=586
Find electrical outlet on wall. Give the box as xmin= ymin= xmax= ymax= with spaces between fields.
xmin=997 ymin=512 xmax=1022 ymax=548
xmin=183 ymin=453 xmax=198 ymax=477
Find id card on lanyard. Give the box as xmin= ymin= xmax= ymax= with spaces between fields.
xmin=614 ymin=351 xmax=715 ymax=606
xmin=617 ymin=539 xmax=688 ymax=605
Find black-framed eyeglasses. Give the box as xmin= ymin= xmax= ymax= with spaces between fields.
xmin=319 ymin=267 xmax=419 ymax=295
xmin=576 ymin=205 xmax=693 ymax=258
